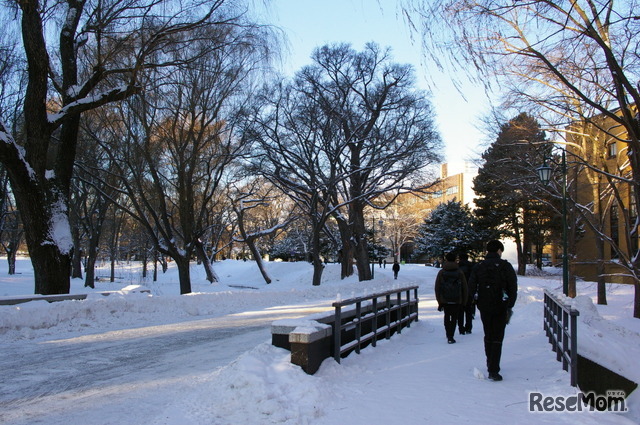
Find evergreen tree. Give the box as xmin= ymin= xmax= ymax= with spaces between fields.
xmin=473 ymin=112 xmax=556 ymax=274
xmin=414 ymin=200 xmax=485 ymax=260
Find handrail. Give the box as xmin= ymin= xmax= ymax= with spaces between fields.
xmin=332 ymin=286 xmax=419 ymax=363
xmin=543 ymin=289 xmax=580 ymax=386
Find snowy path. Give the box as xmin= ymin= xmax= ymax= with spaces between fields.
xmin=0 ymin=303 xmax=332 ymax=425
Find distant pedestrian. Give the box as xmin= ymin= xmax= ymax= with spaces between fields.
xmin=435 ymin=252 xmax=468 ymax=344
xmin=457 ymin=252 xmax=475 ymax=334
xmin=379 ymin=258 xmax=383 ymax=268
xmin=383 ymin=259 xmax=387 ymax=269
xmin=392 ymin=261 xmax=400 ymax=279
xmin=469 ymin=240 xmax=518 ymax=381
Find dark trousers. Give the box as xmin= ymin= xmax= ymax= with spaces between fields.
xmin=443 ymin=304 xmax=460 ymax=339
xmin=458 ymin=303 xmax=474 ymax=332
xmin=480 ymin=309 xmax=509 ymax=373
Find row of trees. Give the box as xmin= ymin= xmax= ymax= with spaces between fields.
xmin=246 ymin=43 xmax=442 ymax=286
xmin=0 ymin=1 xmax=443 ymax=294
xmin=404 ymin=1 xmax=640 ymax=317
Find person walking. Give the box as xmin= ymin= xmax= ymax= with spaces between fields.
xmin=468 ymin=240 xmax=518 ymax=381
xmin=457 ymin=252 xmax=475 ymax=334
xmin=434 ymin=252 xmax=468 ymax=344
xmin=392 ymin=261 xmax=400 ymax=279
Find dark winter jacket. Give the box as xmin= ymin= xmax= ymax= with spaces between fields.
xmin=457 ymin=258 xmax=474 ymax=303
xmin=468 ymin=252 xmax=518 ymax=310
xmin=434 ymin=261 xmax=468 ymax=306
xmin=392 ymin=262 xmax=400 ymax=272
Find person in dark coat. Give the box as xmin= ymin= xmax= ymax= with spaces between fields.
xmin=434 ymin=252 xmax=468 ymax=344
xmin=457 ymin=252 xmax=475 ymax=334
xmin=468 ymin=240 xmax=518 ymax=381
xmin=392 ymin=261 xmax=400 ymax=279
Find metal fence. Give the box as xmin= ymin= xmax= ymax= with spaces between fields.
xmin=332 ymin=286 xmax=419 ymax=363
xmin=543 ymin=289 xmax=580 ymax=386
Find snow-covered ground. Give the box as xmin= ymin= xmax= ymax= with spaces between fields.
xmin=1 ymin=257 xmax=639 ymax=424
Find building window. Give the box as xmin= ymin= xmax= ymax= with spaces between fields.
xmin=446 ymin=186 xmax=458 ymax=195
xmin=608 ymin=142 xmax=618 ymax=158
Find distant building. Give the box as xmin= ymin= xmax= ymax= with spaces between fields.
xmin=377 ymin=162 xmax=478 ymax=262
xmin=421 ymin=161 xmax=478 ymax=215
xmin=565 ymin=106 xmax=638 ymax=284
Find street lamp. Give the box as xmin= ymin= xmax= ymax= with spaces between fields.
xmin=536 ymin=160 xmax=552 ymax=185
xmin=537 ymin=149 xmax=569 ymax=296
xmin=378 ymin=219 xmax=384 ymax=268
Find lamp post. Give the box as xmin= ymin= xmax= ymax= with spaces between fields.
xmin=371 ymin=218 xmax=376 ymax=279
xmin=537 ymin=149 xmax=569 ymax=296
xmin=378 ymin=219 xmax=384 ymax=268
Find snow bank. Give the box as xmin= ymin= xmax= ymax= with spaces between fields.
xmin=151 ymin=344 xmax=325 ymax=425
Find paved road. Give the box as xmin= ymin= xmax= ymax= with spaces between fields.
xmin=0 ymin=303 xmax=332 ymax=425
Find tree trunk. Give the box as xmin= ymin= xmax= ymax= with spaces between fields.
xmin=595 ymin=237 xmax=607 ymax=304
xmin=30 ymin=244 xmax=72 ymax=295
xmin=245 ymin=238 xmax=271 ymax=284
xmin=142 ymin=257 xmax=148 ymax=278
xmin=340 ymin=243 xmax=355 ymax=280
xmin=71 ymin=246 xmax=83 ymax=280
xmin=334 ymin=214 xmax=355 ymax=279
xmin=352 ymin=208 xmax=372 ymax=281
xmin=195 ymin=242 xmax=218 ymax=283
xmin=84 ymin=255 xmax=97 ymax=289
xmin=15 ymin=188 xmax=73 ymax=294
xmin=153 ymin=254 xmax=158 ymax=282
xmin=70 ymin=215 xmax=83 ymax=279
xmin=160 ymin=256 xmax=168 ymax=273
xmin=7 ymin=249 xmax=16 ymax=275
xmin=84 ymin=232 xmax=101 ymax=288
xmin=512 ymin=214 xmax=526 ymax=276
xmin=311 ymin=226 xmax=324 ymax=286
xmin=174 ymin=256 xmax=192 ymax=295
xmin=110 ymin=255 xmax=116 ymax=282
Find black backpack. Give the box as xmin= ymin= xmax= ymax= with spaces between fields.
xmin=441 ymin=270 xmax=462 ymax=303
xmin=475 ymin=259 xmax=509 ymax=313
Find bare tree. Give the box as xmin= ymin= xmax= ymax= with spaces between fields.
xmin=229 ymin=179 xmax=295 ymax=284
xmin=249 ymin=43 xmax=442 ymax=284
xmin=0 ymin=168 xmax=24 ymax=275
xmin=72 ymin=127 xmax=123 ymax=288
xmin=91 ymin=21 xmax=271 ymax=294
xmin=376 ymin=195 xmax=428 ymax=263
xmin=247 ymin=78 xmax=342 ymax=286
xmin=305 ymin=43 xmax=442 ymax=281
xmin=0 ymin=0 xmax=242 ymax=294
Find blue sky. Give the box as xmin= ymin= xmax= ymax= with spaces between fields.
xmin=260 ymin=0 xmax=491 ymax=166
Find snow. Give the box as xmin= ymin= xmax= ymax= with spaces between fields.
xmin=47 ymin=85 xmax=130 ymax=124
xmin=1 ymin=258 xmax=639 ymax=424
xmin=45 ymin=198 xmax=74 ymax=255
